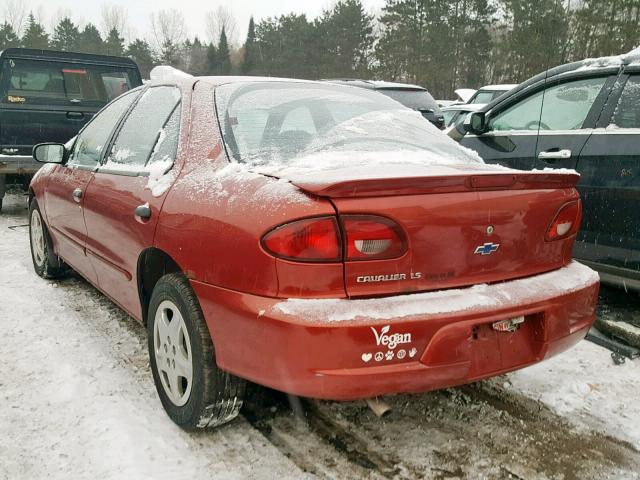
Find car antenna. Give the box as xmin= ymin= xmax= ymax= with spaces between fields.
xmin=535 ymin=0 xmax=562 ymax=150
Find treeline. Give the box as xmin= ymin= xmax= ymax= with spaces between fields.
xmin=2 ymin=0 xmax=640 ymax=98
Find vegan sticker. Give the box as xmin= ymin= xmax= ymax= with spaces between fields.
xmin=361 ymin=325 xmax=416 ymax=364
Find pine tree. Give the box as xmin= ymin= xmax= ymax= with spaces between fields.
xmin=21 ymin=13 xmax=49 ymax=49
xmin=218 ymin=27 xmax=231 ymax=74
xmin=0 ymin=22 xmax=20 ymax=50
xmin=495 ymin=0 xmax=569 ymax=82
xmin=188 ymin=37 xmax=209 ymax=75
xmin=104 ymin=27 xmax=125 ymax=56
xmin=242 ymin=16 xmax=257 ymax=74
xmin=79 ymin=23 xmax=103 ymax=54
xmin=318 ymin=0 xmax=375 ymax=77
xmin=51 ymin=17 xmax=80 ymax=52
xmin=376 ymin=0 xmax=451 ymax=95
xmin=126 ymin=39 xmax=155 ymax=79
xmin=254 ymin=14 xmax=318 ymax=78
xmin=206 ymin=42 xmax=219 ymax=74
xmin=572 ymin=0 xmax=640 ymax=59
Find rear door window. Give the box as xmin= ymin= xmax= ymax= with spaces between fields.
xmin=611 ymin=76 xmax=640 ymax=129
xmin=1 ymin=58 xmax=137 ymax=106
xmin=104 ymin=86 xmax=181 ymax=171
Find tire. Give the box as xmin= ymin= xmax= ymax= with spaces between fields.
xmin=148 ymin=273 xmax=246 ymax=429
xmin=29 ymin=198 xmax=68 ymax=279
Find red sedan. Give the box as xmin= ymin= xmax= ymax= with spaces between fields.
xmin=28 ymin=73 xmax=599 ymax=429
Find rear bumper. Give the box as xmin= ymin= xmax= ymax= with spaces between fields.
xmin=192 ymin=261 xmax=600 ymax=400
xmin=0 ymin=154 xmax=40 ymax=174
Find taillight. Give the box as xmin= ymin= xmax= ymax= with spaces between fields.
xmin=342 ymin=215 xmax=407 ymax=260
xmin=546 ymin=200 xmax=582 ymax=241
xmin=262 ymin=216 xmax=341 ymax=262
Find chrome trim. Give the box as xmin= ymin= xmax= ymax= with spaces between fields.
xmin=590 ymin=127 xmax=640 ymax=135
xmin=465 ymin=129 xmax=594 ymax=138
xmin=96 ymin=167 xmax=150 ymax=177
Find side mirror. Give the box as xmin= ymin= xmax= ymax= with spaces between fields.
xmin=33 ymin=143 xmax=66 ymax=164
xmin=463 ymin=111 xmax=487 ymax=135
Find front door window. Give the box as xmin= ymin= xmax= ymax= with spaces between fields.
xmin=489 ymin=77 xmax=607 ymax=132
xmin=69 ymin=91 xmax=139 ymax=168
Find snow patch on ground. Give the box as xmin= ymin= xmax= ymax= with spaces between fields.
xmin=506 ymin=340 xmax=640 ymax=449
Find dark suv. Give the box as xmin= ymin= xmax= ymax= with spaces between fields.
xmin=325 ymin=79 xmax=445 ymax=129
xmin=454 ymin=51 xmax=640 ymax=291
xmin=0 ymin=48 xmax=142 ymax=211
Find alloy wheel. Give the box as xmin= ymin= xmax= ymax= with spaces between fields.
xmin=153 ymin=300 xmax=194 ymax=407
xmin=30 ymin=209 xmax=46 ymax=267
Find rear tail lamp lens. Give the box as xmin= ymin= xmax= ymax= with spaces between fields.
xmin=262 ymin=216 xmax=341 ymax=262
xmin=546 ymin=200 xmax=582 ymax=241
xmin=342 ymin=215 xmax=407 ymax=260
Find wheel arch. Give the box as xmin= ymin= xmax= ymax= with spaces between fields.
xmin=137 ymin=247 xmax=183 ymax=325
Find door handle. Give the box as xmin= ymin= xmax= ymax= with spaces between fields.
xmin=538 ymin=149 xmax=572 ymax=161
xmin=66 ymin=111 xmax=85 ymax=120
xmin=135 ymin=204 xmax=152 ymax=219
xmin=72 ymin=188 xmax=83 ymax=202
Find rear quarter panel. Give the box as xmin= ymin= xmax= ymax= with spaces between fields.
xmin=154 ymin=80 xmax=344 ymax=298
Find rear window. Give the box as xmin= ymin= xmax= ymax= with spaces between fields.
xmin=215 ymin=81 xmax=478 ymax=166
xmin=1 ymin=58 xmax=137 ymax=106
xmin=376 ymin=88 xmax=440 ymax=113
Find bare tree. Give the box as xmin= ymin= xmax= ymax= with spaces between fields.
xmin=2 ymin=0 xmax=29 ymax=36
xmin=101 ymin=2 xmax=128 ymax=38
xmin=205 ymin=6 xmax=238 ymax=47
xmin=150 ymin=9 xmax=186 ymax=64
xmin=50 ymin=7 xmax=74 ymax=34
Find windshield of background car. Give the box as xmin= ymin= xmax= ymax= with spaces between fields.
xmin=376 ymin=88 xmax=441 ymax=112
xmin=1 ymin=58 xmax=137 ymax=106
xmin=469 ymin=90 xmax=498 ymax=104
xmin=215 ymin=81 xmax=472 ymax=166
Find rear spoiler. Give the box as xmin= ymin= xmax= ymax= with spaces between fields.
xmin=291 ymin=172 xmax=581 ymax=198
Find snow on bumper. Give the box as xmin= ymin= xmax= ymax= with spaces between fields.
xmin=192 ymin=262 xmax=599 ymax=400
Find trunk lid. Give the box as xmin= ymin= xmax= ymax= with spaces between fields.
xmin=256 ymin=161 xmax=580 ymax=297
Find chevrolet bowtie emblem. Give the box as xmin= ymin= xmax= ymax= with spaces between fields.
xmin=474 ymin=242 xmax=500 ymax=255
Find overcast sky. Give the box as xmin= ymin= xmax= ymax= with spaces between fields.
xmin=18 ymin=0 xmax=387 ymax=46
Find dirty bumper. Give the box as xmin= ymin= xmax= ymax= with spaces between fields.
xmin=192 ymin=261 xmax=600 ymax=400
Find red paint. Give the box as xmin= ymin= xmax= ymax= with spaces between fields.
xmin=30 ymin=77 xmax=599 ymax=401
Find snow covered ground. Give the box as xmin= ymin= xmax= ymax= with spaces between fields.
xmin=1 ymin=191 xmax=639 ymax=479
xmin=0 ymin=193 xmax=310 ymax=480
xmin=506 ymin=340 xmax=640 ymax=449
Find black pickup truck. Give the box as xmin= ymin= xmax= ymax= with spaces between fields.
xmin=0 ymin=48 xmax=143 ymax=211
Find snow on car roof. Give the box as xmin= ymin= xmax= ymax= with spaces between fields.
xmin=576 ymin=45 xmax=640 ymax=71
xmin=370 ymin=80 xmax=426 ymax=90
xmin=478 ymin=84 xmax=518 ymax=91
xmin=323 ymin=79 xmax=427 ymax=91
